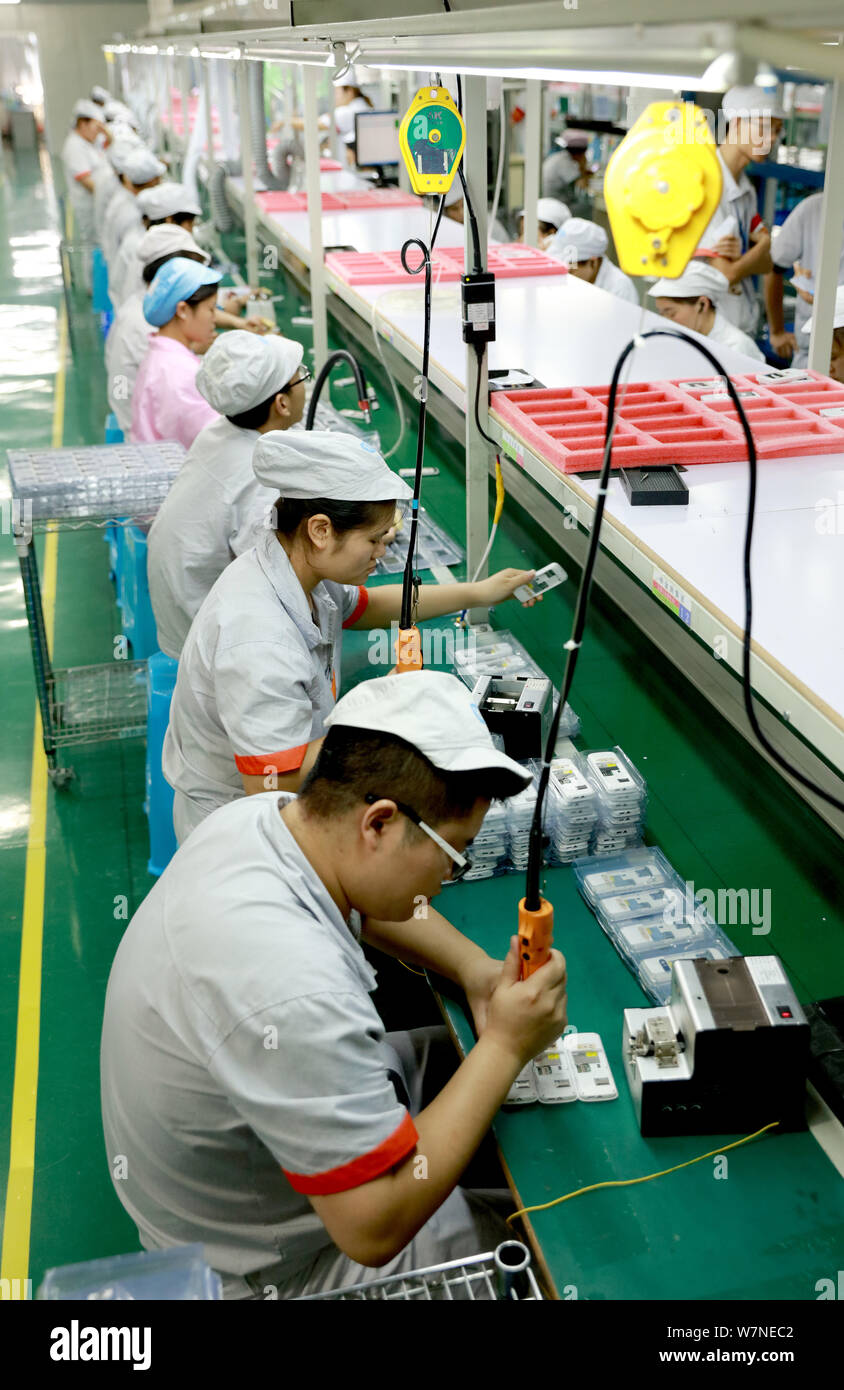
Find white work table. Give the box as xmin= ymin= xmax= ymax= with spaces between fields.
xmin=326 ymin=269 xmax=844 ymax=769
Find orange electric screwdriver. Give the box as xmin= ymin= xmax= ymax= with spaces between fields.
xmin=395 ymin=237 xmax=432 ymax=675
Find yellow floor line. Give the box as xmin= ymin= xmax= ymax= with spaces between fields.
xmin=0 ymin=304 xmax=66 ymax=1295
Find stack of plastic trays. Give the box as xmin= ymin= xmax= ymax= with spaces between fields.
xmin=573 ymin=847 xmax=739 ymax=1004
xmin=506 ymin=782 xmax=539 ymax=873
xmin=462 ymin=800 xmax=510 ymax=882
xmin=544 ymin=752 xmax=599 ymax=864
xmin=581 ymin=747 xmax=647 ymax=855
xmin=453 ymin=629 xmax=581 ymax=739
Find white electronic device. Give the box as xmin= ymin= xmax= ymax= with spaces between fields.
xmin=587 ymin=752 xmax=636 ymax=796
xmin=505 ymin=1063 xmax=538 ymax=1106
xmin=532 ymin=1040 xmax=578 ymax=1103
xmin=514 ymin=562 xmax=567 ymax=605
xmin=564 ymin=1032 xmax=618 ymax=1101
xmin=754 ymin=368 xmax=811 ymax=383
xmin=620 ymin=916 xmax=711 ymax=952
xmin=601 ymin=888 xmax=684 ymax=922
xmin=583 ymin=862 xmax=667 ymax=900
xmin=549 ymin=759 xmax=595 ymax=805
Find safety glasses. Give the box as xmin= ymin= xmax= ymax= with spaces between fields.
xmin=288 ymin=366 xmax=312 ymax=389
xmin=364 ymin=793 xmax=470 ymax=881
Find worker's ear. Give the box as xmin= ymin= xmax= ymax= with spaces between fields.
xmin=174 ymin=300 xmax=189 ymax=321
xmin=272 ymin=389 xmax=291 ymax=419
xmin=304 ymin=512 xmax=333 ymax=550
xmin=360 ymin=797 xmax=402 ymax=844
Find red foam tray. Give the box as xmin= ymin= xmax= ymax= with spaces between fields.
xmin=324 ymin=243 xmax=569 ymax=286
xmin=492 ymin=370 xmax=844 ymax=473
xmin=255 ymin=188 xmax=418 ymax=213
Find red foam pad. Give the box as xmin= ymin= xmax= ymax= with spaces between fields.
xmin=320 ymin=158 xmax=344 ymax=171
xmin=325 ymin=243 xmax=569 ymax=286
xmin=493 ymin=371 xmax=844 ymax=473
xmin=255 ymin=187 xmax=418 ymax=214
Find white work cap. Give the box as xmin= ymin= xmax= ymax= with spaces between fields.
xmin=722 ymin=85 xmax=784 ymax=121
xmin=104 ymin=99 xmax=137 ymax=125
xmin=136 ymin=223 xmax=210 ymax=269
xmin=122 ymin=147 xmax=167 ymax=186
xmin=801 ymin=284 xmax=844 ymax=334
xmin=107 ymin=137 xmax=144 ymax=173
xmin=73 ymin=99 xmax=101 ymax=122
xmin=90 ymin=85 xmax=110 ymax=105
xmin=106 ymin=121 xmax=141 ymax=147
xmin=252 ymin=430 xmax=413 ymax=502
xmin=136 ymin=181 xmax=202 ymax=221
xmin=196 ymin=332 xmax=305 ymax=415
xmin=649 ymin=261 xmax=730 ymax=302
xmin=551 ymin=217 xmax=608 ymax=261
xmin=554 ymin=128 xmax=590 ymax=152
xmin=324 ymin=671 xmax=533 ymax=782
xmin=518 ymin=198 xmax=571 ymax=229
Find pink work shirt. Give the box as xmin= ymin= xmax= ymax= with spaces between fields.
xmin=130 ymin=336 xmax=218 ymax=451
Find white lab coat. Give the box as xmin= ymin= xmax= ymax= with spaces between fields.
xmin=772 ymin=194 xmax=844 ymax=368
xmin=61 ymin=130 xmax=104 ymax=243
xmin=109 ymin=223 xmax=145 ymax=309
xmin=147 ymin=417 xmax=278 ymax=660
xmin=698 ymin=150 xmax=762 ymax=335
xmin=103 ymin=185 xmax=140 ymax=270
xmin=708 ymin=310 xmax=765 ymax=362
xmin=104 ymin=288 xmax=155 ymax=434
xmin=595 ymin=256 xmax=640 ymax=305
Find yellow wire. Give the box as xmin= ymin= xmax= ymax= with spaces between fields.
xmin=505 ymin=1121 xmax=780 ymax=1226
xmin=493 ymin=456 xmax=505 ymax=526
xmin=399 ymin=960 xmax=427 ymax=977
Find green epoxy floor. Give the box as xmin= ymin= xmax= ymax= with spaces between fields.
xmin=0 ymin=146 xmax=842 ymax=1297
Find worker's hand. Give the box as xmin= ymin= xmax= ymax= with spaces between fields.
xmin=243 ymin=317 xmax=271 ymax=334
xmin=484 ymin=937 xmax=567 ymax=1070
xmin=477 ymin=567 xmax=537 ymax=607
xmin=711 ymin=234 xmax=741 ymax=260
xmin=221 ymin=289 xmax=248 ymax=313
xmin=460 ymin=953 xmax=507 ymax=1037
xmin=770 ymin=330 xmax=797 ymax=359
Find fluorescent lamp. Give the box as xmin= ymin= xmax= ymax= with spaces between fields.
xmin=367 ymin=59 xmax=711 ymax=90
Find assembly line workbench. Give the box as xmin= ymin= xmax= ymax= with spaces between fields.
xmin=219 ymin=173 xmax=844 ymax=807
xmin=432 ymin=868 xmax=844 ymax=1302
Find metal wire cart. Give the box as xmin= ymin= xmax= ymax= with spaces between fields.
xmin=7 ymin=441 xmax=185 ymax=784
xmin=296 ymin=1240 xmax=543 ymax=1301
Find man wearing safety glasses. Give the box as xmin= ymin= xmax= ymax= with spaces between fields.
xmin=101 ymin=670 xmax=567 ymax=1298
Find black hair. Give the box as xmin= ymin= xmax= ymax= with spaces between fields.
xmin=272 ymin=496 xmax=395 ymax=540
xmin=227 ymin=384 xmax=292 ymax=431
xmin=183 ymin=281 xmax=219 ymax=308
xmin=340 ymin=86 xmax=373 ymax=108
xmin=146 ymin=212 xmax=197 ymax=229
xmin=141 ymin=249 xmax=206 ymax=285
xmin=299 ymin=726 xmax=526 ymax=830
xmin=658 ymin=294 xmax=714 ymax=309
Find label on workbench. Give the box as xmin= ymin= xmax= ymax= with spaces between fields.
xmin=500 ymin=429 xmax=525 ymax=469
xmin=652 ymin=567 xmax=692 ymax=626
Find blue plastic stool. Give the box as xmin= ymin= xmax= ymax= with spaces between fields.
xmin=105 ymin=412 xmax=124 ymax=444
xmin=145 ymin=651 xmax=179 ymax=877
xmin=120 ymin=524 xmax=159 ymax=659
xmin=92 ymin=247 xmax=112 ymax=316
xmin=103 ymin=417 xmax=126 ymax=589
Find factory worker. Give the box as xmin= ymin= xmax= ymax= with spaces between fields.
xmin=60 ymin=100 xmax=108 ymax=249
xmin=764 ymin=194 xmax=844 ymax=366
xmin=542 ymin=129 xmax=591 ymax=218
xmin=102 ymin=669 xmax=567 ymax=1297
xmin=331 ymin=73 xmax=374 ymax=166
xmin=90 ymin=85 xmax=110 ymax=108
xmin=105 ymin=225 xmax=210 ymax=435
xmin=131 ymin=256 xmax=222 ymax=450
xmin=696 ymin=86 xmax=783 ymax=334
xmin=102 ymin=145 xmax=167 ymax=271
xmin=148 ymin=331 xmax=307 ymax=659
xmin=551 ymin=217 xmax=639 ymax=305
xmin=103 ymin=98 xmax=139 ymax=130
xmin=800 ymin=285 xmax=844 ymax=383
xmin=92 ymin=128 xmax=141 ymax=237
xmin=516 ymin=198 xmax=570 ymax=248
xmin=163 ymin=431 xmax=537 ymax=844
xmin=648 ymin=261 xmax=765 ymax=361
xmin=109 ymin=181 xmax=202 ymax=309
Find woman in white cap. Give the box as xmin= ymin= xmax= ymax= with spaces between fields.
xmin=550 ymin=217 xmax=639 ymax=305
xmin=163 ymin=431 xmax=537 ymax=843
xmin=103 ymin=669 xmax=567 ymax=1298
xmin=542 ymin=129 xmax=592 ymax=218
xmin=696 ymin=86 xmax=784 ymax=335
xmin=60 ymin=100 xmax=108 ymax=256
xmin=109 ymin=181 xmax=203 ymax=309
xmin=92 ymin=129 xmax=142 ymax=238
xmin=516 ymin=198 xmax=570 ymax=249
xmin=102 ymin=144 xmax=167 ymax=272
xmin=799 ymin=285 xmax=844 ymax=383
xmin=764 ymin=193 xmax=844 ymax=366
xmin=105 ymin=225 xmax=211 ymax=435
xmin=131 ymin=256 xmax=223 ymax=450
xmin=648 ymin=261 xmax=764 ymax=361
xmin=148 ymin=331 xmax=309 ymax=660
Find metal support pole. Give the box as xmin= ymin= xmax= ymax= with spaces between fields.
xmin=397 ymin=74 xmax=413 ymax=193
xmin=463 ymin=75 xmax=490 ymax=624
xmin=303 ymin=63 xmax=329 ymax=371
xmin=202 ymin=57 xmax=213 ymax=170
xmin=523 ymin=79 xmax=541 ymax=246
xmin=166 ymin=56 xmax=177 ymax=167
xmin=180 ymin=54 xmax=192 ymax=148
xmin=809 ymin=79 xmax=844 ymax=375
xmin=236 ymin=49 xmax=260 ymax=289
xmin=15 ymin=534 xmax=57 ymax=769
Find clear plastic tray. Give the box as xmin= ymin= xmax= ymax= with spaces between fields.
xmin=38 ymin=1244 xmax=222 ymax=1301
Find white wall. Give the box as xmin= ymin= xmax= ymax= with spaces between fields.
xmin=3 ymin=3 xmax=148 ymax=154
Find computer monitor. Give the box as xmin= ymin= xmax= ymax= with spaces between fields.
xmin=354 ymin=109 xmax=400 ymax=171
